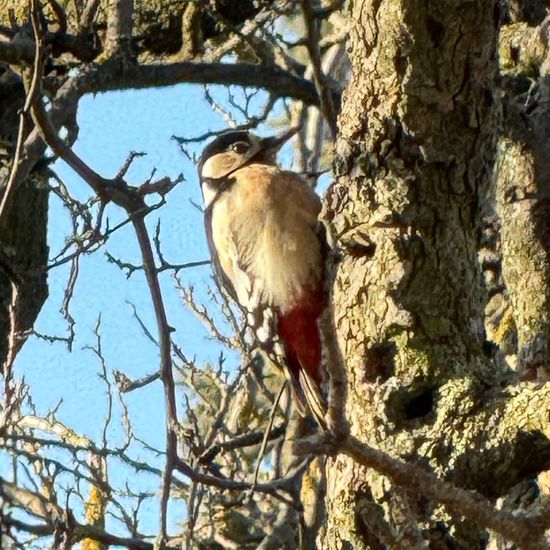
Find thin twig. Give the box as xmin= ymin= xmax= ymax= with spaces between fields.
xmin=127 ymin=301 xmax=158 ymax=346
xmin=60 ymin=254 xmax=78 ymax=350
xmin=301 ymin=0 xmax=338 ymax=137
xmin=2 ymin=278 xmax=19 ymax=408
xmin=173 ymin=94 xmax=277 ymax=150
xmin=198 ymin=422 xmax=286 ymax=464
xmin=113 ymin=369 xmax=161 ymax=393
xmin=1 ymin=512 xmax=181 ymax=550
xmin=132 ymin=216 xmax=178 ymax=543
xmin=174 ymin=455 xmax=308 ymax=508
xmin=250 ymin=381 xmax=286 ymax=497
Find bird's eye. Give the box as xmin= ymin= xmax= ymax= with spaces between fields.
xmin=230 ymin=141 xmax=250 ymax=154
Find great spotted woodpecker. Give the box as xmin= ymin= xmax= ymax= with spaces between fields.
xmin=198 ymin=128 xmax=327 ymax=424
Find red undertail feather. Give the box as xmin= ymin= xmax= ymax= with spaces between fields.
xmin=277 ymin=290 xmax=327 ymax=425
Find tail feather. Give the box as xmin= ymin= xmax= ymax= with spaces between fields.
xmin=288 ymin=377 xmax=309 ymax=417
xmin=298 ymin=368 xmax=327 ymax=428
xmin=277 ymin=291 xmax=327 ymax=426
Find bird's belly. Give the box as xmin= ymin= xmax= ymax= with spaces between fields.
xmin=211 ymin=168 xmax=323 ymax=313
xmin=248 ymin=211 xmax=322 ymax=310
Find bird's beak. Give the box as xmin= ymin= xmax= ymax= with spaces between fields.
xmin=258 ymin=127 xmax=299 ymax=154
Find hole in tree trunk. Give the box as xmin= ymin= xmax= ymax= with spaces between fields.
xmin=363 ymin=342 xmax=396 ymax=382
xmin=403 ymin=388 xmax=434 ymax=420
xmin=386 ymin=386 xmax=435 ymax=426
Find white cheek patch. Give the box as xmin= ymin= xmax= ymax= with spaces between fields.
xmin=201 ymin=154 xmax=236 ymax=180
xmin=202 ymin=141 xmax=263 ymax=181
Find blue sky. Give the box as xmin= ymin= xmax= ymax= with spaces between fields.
xmin=19 ymin=85 xmax=220 ymax=441
xmin=4 ymin=83 xmax=298 ymax=540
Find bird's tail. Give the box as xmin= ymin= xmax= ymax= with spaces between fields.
xmin=277 ymin=292 xmax=327 ymax=428
xmin=297 ymin=367 xmax=327 ymax=429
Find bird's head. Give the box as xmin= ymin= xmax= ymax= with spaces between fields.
xmin=198 ymin=127 xmax=298 ymax=184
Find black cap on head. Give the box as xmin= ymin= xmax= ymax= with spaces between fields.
xmin=198 ymin=130 xmax=252 ymax=172
xmin=198 ymin=127 xmax=299 ymax=179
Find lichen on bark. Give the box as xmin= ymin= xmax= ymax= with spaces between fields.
xmin=321 ymin=1 xmax=550 ymax=547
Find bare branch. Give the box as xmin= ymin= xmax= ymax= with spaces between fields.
xmin=114 ymin=369 xmax=161 ymax=393
xmin=176 ymin=282 xmax=237 ymax=348
xmin=74 ymin=60 xmax=324 ymax=106
xmin=1 ymin=276 xmax=19 ymax=404
xmin=105 ymin=0 xmax=134 ymax=56
xmin=301 ymin=0 xmax=339 ymax=136
xmin=1 ymin=512 xmax=181 ymax=550
xmin=173 ymin=94 xmax=277 ymax=150
xmin=297 ymin=434 xmax=550 ymax=549
xmin=250 ymin=381 xmax=287 ymax=496
xmin=174 ymin=455 xmax=309 ymax=508
xmin=198 ymin=424 xmax=286 ymax=465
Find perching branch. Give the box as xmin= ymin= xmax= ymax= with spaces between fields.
xmin=296 ymin=433 xmax=550 ymax=549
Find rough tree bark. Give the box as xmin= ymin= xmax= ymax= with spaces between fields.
xmin=323 ymin=1 xmax=550 ymax=548
xmin=495 ymin=7 xmax=550 ymax=381
xmin=0 ymin=65 xmax=49 ymax=367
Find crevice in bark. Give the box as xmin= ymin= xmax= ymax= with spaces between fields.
xmin=363 ymin=342 xmax=396 ymax=383
xmin=355 ymin=487 xmax=389 ymax=550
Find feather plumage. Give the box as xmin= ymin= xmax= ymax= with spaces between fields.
xmin=200 ymin=131 xmax=328 ymax=424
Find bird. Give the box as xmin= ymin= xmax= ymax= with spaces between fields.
xmin=198 ymin=128 xmax=328 ymax=425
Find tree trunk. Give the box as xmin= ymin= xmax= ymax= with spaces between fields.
xmin=0 ymin=65 xmax=49 ymax=366
xmin=494 ymin=15 xmax=550 ymax=381
xmin=321 ymin=1 xmax=546 ymax=547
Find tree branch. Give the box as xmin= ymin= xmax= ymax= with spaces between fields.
xmin=1 ymin=512 xmax=181 ymax=550
xmin=301 ymin=0 xmax=339 ymax=136
xmin=105 ymin=0 xmax=134 ymax=56
xmin=448 ymin=381 xmax=550 ymax=494
xmin=297 ymin=431 xmax=550 ymax=549
xmin=79 ymin=59 xmax=324 ymax=106
xmin=341 ymin=435 xmax=550 ymax=549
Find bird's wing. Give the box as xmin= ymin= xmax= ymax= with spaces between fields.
xmin=275 ymin=169 xmax=322 ymax=219
xmin=206 ymin=185 xmax=274 ymax=342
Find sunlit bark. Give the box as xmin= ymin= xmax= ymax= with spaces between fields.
xmin=322 ymin=1 xmax=550 ymax=547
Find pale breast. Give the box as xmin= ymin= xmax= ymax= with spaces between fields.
xmin=211 ymin=164 xmax=323 ymax=311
